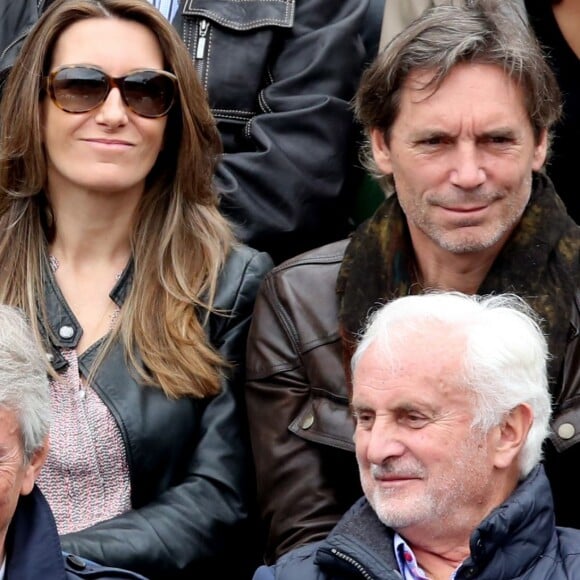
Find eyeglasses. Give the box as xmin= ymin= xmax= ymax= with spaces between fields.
xmin=45 ymin=65 xmax=178 ymax=118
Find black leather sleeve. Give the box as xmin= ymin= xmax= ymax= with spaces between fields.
xmin=60 ymin=248 xmax=273 ymax=579
xmin=216 ymin=0 xmax=368 ymax=262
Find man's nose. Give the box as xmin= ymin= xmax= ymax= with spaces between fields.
xmin=449 ymin=142 xmax=486 ymax=190
xmin=365 ymin=417 xmax=406 ymax=466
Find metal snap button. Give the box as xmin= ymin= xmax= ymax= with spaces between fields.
xmin=557 ymin=423 xmax=575 ymax=440
xmin=59 ymin=325 xmax=74 ymax=339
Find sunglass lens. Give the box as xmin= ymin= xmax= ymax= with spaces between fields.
xmin=52 ymin=68 xmax=108 ymax=113
xmin=123 ymin=71 xmax=175 ymax=117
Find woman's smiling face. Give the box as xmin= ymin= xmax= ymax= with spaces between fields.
xmin=42 ymin=17 xmax=168 ymax=199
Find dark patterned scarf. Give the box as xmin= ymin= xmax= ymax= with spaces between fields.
xmin=337 ymin=173 xmax=580 ymax=394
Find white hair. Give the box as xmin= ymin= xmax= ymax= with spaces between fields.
xmin=0 ymin=305 xmax=50 ymax=461
xmin=351 ymin=292 xmax=551 ymax=479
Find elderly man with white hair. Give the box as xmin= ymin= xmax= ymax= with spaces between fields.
xmin=254 ymin=292 xmax=580 ymax=579
xmin=0 ymin=305 xmax=145 ymax=579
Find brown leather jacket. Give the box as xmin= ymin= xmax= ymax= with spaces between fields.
xmin=246 ymin=240 xmax=358 ymax=564
xmin=246 ymin=180 xmax=580 ymax=563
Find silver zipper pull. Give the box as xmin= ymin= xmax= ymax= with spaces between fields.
xmin=196 ymin=19 xmax=209 ymax=59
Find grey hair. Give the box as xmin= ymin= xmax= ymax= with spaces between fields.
xmin=355 ymin=0 xmax=562 ymax=195
xmin=351 ymin=292 xmax=552 ymax=479
xmin=0 ymin=305 xmax=50 ymax=462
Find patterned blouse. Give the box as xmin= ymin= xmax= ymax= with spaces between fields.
xmin=36 ymin=259 xmax=131 ymax=534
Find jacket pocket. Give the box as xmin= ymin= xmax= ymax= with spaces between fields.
xmin=289 ymin=393 xmax=355 ymax=452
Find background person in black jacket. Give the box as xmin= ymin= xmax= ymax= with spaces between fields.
xmin=144 ymin=0 xmax=369 ymax=263
xmin=0 ymin=0 xmax=272 ymax=577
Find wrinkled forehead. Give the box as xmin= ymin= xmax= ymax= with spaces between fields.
xmin=353 ymin=326 xmax=473 ymax=402
xmin=401 ymin=62 xmax=525 ymax=109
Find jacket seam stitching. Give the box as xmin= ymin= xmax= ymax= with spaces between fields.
xmin=214 ymin=110 xmax=254 ymax=118
xmin=269 ymin=252 xmax=346 ymax=273
xmin=263 ymin=276 xmax=303 ymax=356
xmin=184 ymin=10 xmax=290 ymax=28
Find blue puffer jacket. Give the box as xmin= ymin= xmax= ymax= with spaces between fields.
xmin=5 ymin=486 xmax=146 ymax=579
xmin=254 ymin=466 xmax=580 ymax=580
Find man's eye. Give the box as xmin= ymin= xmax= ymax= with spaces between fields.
xmin=354 ymin=412 xmax=374 ymax=428
xmin=485 ymin=135 xmax=513 ymax=145
xmin=420 ymin=137 xmax=443 ymax=146
xmin=403 ymin=414 xmax=429 ymax=429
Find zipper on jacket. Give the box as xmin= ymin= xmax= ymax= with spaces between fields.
xmin=330 ymin=548 xmax=374 ymax=580
xmin=196 ymin=19 xmax=210 ymax=60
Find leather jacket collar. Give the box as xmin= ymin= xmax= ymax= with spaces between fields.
xmin=41 ymin=257 xmax=133 ymax=372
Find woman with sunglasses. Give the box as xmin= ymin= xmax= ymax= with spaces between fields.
xmin=0 ymin=0 xmax=271 ymax=578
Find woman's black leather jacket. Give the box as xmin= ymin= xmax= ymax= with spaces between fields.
xmin=40 ymin=245 xmax=272 ymax=579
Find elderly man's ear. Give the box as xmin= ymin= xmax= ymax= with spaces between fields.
xmin=492 ymin=404 xmax=534 ymax=470
xmin=20 ymin=436 xmax=49 ymax=497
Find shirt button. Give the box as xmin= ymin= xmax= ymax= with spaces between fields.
xmin=557 ymin=423 xmax=575 ymax=440
xmin=59 ymin=325 xmax=74 ymax=339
